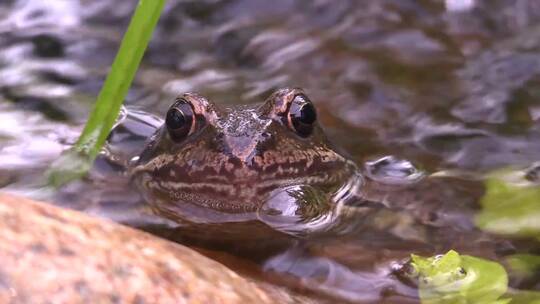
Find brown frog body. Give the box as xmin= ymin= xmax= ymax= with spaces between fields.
xmin=103 ymin=88 xmax=362 ymax=241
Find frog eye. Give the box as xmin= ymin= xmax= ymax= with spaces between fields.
xmin=286 ymin=94 xmax=317 ymax=137
xmin=166 ymin=99 xmax=195 ymax=141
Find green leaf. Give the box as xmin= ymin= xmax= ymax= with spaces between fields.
xmin=411 ymin=250 xmax=509 ymax=304
xmin=476 ymin=170 xmax=540 ymax=237
xmin=46 ymin=0 xmax=167 ymax=186
xmin=506 ymin=254 xmax=540 ymax=278
xmin=506 ymin=290 xmax=540 ymax=304
xmin=411 ymin=250 xmax=463 ymax=284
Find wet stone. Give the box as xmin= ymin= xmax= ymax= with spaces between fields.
xmin=0 ymin=193 xmax=313 ymax=304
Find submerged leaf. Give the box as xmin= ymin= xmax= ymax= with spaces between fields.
xmin=506 ymin=290 xmax=540 ymax=304
xmin=506 ymin=254 xmax=540 ymax=278
xmin=476 ymin=170 xmax=540 ymax=237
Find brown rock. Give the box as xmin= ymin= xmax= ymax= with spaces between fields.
xmin=0 ymin=193 xmax=310 ymax=303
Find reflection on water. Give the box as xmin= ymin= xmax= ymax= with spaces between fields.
xmin=445 ymin=0 xmax=475 ymax=12
xmin=1 ymin=0 xmax=540 ymax=302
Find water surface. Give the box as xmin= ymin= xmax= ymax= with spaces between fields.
xmin=1 ymin=0 xmax=540 ymax=302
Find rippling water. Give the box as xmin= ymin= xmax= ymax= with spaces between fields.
xmin=1 ymin=0 xmax=540 ymax=302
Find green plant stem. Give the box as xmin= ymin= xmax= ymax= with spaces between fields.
xmin=76 ymin=0 xmax=166 ymax=158
xmin=47 ymin=0 xmax=166 ymax=186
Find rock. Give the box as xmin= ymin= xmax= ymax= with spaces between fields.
xmin=0 ymin=193 xmax=309 ymax=303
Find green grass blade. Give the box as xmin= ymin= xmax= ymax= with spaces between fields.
xmin=47 ymin=0 xmax=167 ymax=186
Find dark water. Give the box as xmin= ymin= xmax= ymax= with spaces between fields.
xmin=1 ymin=0 xmax=540 ymax=303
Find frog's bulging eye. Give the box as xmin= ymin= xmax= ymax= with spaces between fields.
xmin=166 ymin=99 xmax=195 ymax=141
xmin=287 ymin=94 xmax=317 ymax=137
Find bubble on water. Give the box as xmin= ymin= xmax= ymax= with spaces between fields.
xmin=364 ymin=156 xmax=424 ymax=185
xmin=257 ymin=185 xmax=338 ymax=236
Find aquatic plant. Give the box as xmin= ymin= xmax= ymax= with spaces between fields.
xmin=410 ymin=250 xmax=512 ymax=304
xmin=476 ymin=170 xmax=540 ymax=238
xmin=47 ymin=0 xmax=166 ymax=186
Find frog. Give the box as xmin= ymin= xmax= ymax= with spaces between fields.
xmin=95 ymin=87 xmax=490 ymax=249
xmin=98 ymin=87 xmax=365 ymax=243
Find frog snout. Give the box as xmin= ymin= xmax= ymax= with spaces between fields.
xmin=223 ymin=135 xmax=260 ymax=163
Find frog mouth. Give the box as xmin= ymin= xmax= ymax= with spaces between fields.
xmin=135 ymin=171 xmax=364 ymax=231
xmin=135 ymin=165 xmax=358 ymax=207
xmin=133 ymin=151 xmax=358 ymax=183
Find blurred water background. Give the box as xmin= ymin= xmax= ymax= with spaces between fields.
xmin=1 ymin=0 xmax=540 ymax=303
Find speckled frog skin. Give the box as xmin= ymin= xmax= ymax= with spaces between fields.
xmin=105 ymin=88 xmax=361 ymax=239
